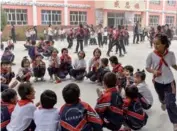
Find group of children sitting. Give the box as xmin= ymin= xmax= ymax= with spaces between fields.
xmin=1 ymin=66 xmax=153 ymax=131
xmin=1 ymin=43 xmax=154 ymax=131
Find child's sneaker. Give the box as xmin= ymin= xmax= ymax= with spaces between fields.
xmin=55 ymin=79 xmax=61 ymax=84
xmin=173 ymin=124 xmax=177 ymax=131
xmin=161 ymin=103 xmax=166 ymax=111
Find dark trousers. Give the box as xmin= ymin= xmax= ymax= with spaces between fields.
xmin=84 ymin=37 xmax=89 ymax=46
xmin=103 ymin=36 xmax=108 ymax=45
xmin=75 ymin=40 xmax=83 ymax=52
xmin=154 ymin=81 xmax=177 ymax=123
xmin=133 ymin=34 xmax=139 ymax=44
xmin=48 ymin=67 xmax=59 ymax=77
xmin=70 ymin=69 xmax=86 ymax=80
xmin=1 ymin=84 xmax=9 ymax=92
xmin=48 ymin=35 xmax=53 ymax=41
xmin=86 ymin=71 xmax=97 ymax=82
xmin=107 ymin=39 xmax=113 ymax=55
xmin=12 ymin=35 xmax=16 ymax=43
xmin=119 ymin=40 xmax=126 ymax=54
xmin=124 ymin=37 xmax=129 ymax=46
xmin=67 ymin=38 xmax=73 ymax=49
xmin=33 ymin=67 xmax=46 ymax=78
xmin=90 ymin=38 xmax=97 ymax=45
xmin=97 ymin=34 xmax=103 ymax=47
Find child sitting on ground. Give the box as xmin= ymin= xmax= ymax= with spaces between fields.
xmin=7 ymin=83 xmax=36 ymax=131
xmin=34 ymin=90 xmax=60 ymax=131
xmin=70 ymin=51 xmax=86 ymax=81
xmin=60 ymin=83 xmax=103 ymax=131
xmin=1 ymin=89 xmax=17 ymax=131
xmin=134 ymin=69 xmax=153 ymax=110
xmin=97 ymin=58 xmax=110 ymax=85
xmin=28 ymin=41 xmax=38 ymax=61
xmin=59 ymin=48 xmax=72 ymax=79
xmin=47 ymin=49 xmax=61 ymax=83
xmin=24 ymin=39 xmax=31 ymax=50
xmin=95 ymin=72 xmax=124 ymax=131
xmin=123 ymin=65 xmax=134 ymax=88
xmin=16 ymin=57 xmax=33 ymax=83
xmin=32 ymin=54 xmax=46 ymax=82
xmin=43 ymin=41 xmax=54 ymax=58
xmin=36 ymin=37 xmax=45 ymax=52
xmin=1 ymin=47 xmax=15 ymax=65
xmin=86 ymin=48 xmax=101 ymax=82
xmin=7 ymin=36 xmax=14 ymax=50
xmin=121 ymin=85 xmax=148 ymax=131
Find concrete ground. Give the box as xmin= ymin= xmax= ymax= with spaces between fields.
xmin=2 ymin=36 xmax=177 ymax=131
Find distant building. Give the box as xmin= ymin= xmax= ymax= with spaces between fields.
xmin=1 ymin=0 xmax=177 ymax=27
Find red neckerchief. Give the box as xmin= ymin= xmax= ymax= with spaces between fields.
xmin=0 ymin=68 xmax=7 ymax=74
xmin=112 ymin=64 xmax=123 ymax=73
xmin=105 ymin=87 xmax=118 ymax=94
xmin=60 ymin=55 xmax=71 ymax=62
xmin=154 ymin=50 xmax=169 ymax=71
xmin=1 ymin=101 xmax=16 ymax=113
xmin=18 ymin=99 xmax=33 ymax=106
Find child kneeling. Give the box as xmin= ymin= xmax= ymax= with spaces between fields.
xmin=70 ymin=51 xmax=86 ymax=81
xmin=60 ymin=83 xmax=103 ymax=131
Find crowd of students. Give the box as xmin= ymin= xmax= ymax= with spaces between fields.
xmin=1 ymin=22 xmax=177 ymax=131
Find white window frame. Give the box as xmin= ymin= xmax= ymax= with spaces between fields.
xmin=70 ymin=11 xmax=87 ymax=26
xmin=41 ymin=10 xmax=61 ymax=25
xmin=134 ymin=14 xmax=142 ymax=23
xmin=149 ymin=15 xmax=159 ymax=27
xmin=166 ymin=16 xmax=174 ymax=26
xmin=150 ymin=0 xmax=161 ymax=4
xmin=5 ymin=9 xmax=27 ymax=25
xmin=167 ymin=0 xmax=176 ymax=6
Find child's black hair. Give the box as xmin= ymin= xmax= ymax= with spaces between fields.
xmin=124 ymin=65 xmax=134 ymax=75
xmin=154 ymin=33 xmax=170 ymax=48
xmin=40 ymin=37 xmax=44 ymax=41
xmin=1 ymin=89 xmax=17 ymax=103
xmin=93 ymin=48 xmax=101 ymax=56
xmin=40 ymin=90 xmax=57 ymax=109
xmin=78 ymin=51 xmax=85 ymax=58
xmin=18 ymin=83 xmax=34 ymax=100
xmin=125 ymin=85 xmax=139 ymax=99
xmin=103 ymin=72 xmax=117 ymax=88
xmin=109 ymin=56 xmax=119 ymax=64
xmin=31 ymin=41 xmax=36 ymax=45
xmin=61 ymin=48 xmax=68 ymax=54
xmin=1 ymin=60 xmax=10 ymax=66
xmin=62 ymin=83 xmax=80 ymax=104
xmin=101 ymin=58 xmax=109 ymax=67
xmin=21 ymin=56 xmax=30 ymax=67
xmin=157 ymin=25 xmax=161 ymax=32
xmin=135 ymin=69 xmax=146 ymax=81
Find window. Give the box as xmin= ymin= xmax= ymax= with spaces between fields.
xmin=166 ymin=16 xmax=174 ymax=26
xmin=134 ymin=14 xmax=142 ymax=23
xmin=150 ymin=0 xmax=160 ymax=4
xmin=167 ymin=0 xmax=176 ymax=6
xmin=41 ymin=10 xmax=61 ymax=25
xmin=70 ymin=11 xmax=87 ymax=25
xmin=149 ymin=16 xmax=159 ymax=26
xmin=107 ymin=13 xmax=125 ymax=27
xmin=4 ymin=9 xmax=27 ymax=25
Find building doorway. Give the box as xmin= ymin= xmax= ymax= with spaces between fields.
xmin=107 ymin=12 xmax=125 ymax=27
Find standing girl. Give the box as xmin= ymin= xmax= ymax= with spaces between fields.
xmin=146 ymin=33 xmax=177 ymax=130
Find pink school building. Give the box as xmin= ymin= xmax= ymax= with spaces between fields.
xmin=2 ymin=0 xmax=177 ymax=27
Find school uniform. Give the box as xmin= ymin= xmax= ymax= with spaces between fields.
xmin=86 ymin=57 xmax=101 ymax=82
xmin=59 ymin=55 xmax=72 ymax=79
xmin=7 ymin=100 xmax=36 ymax=131
xmin=137 ymin=82 xmax=153 ymax=110
xmin=97 ymin=28 xmax=103 ymax=47
xmin=70 ymin=58 xmax=86 ymax=80
xmin=67 ymin=30 xmax=74 ymax=49
xmin=24 ymin=41 xmax=31 ymax=50
xmin=28 ymin=45 xmax=38 ymax=61
xmin=124 ymin=30 xmax=129 ymax=46
xmin=107 ymin=28 xmax=113 ymax=56
xmin=146 ymin=50 xmax=177 ymax=123
xmin=47 ymin=56 xmax=60 ymax=77
xmin=32 ymin=60 xmax=46 ymax=78
xmin=84 ymin=28 xmax=90 ymax=46
xmin=89 ymin=31 xmax=97 ymax=45
xmin=149 ymin=29 xmax=155 ymax=47
xmin=34 ymin=108 xmax=60 ymax=131
xmin=1 ymin=70 xmax=15 ymax=85
xmin=25 ymin=31 xmax=31 ymax=41
xmin=75 ymin=28 xmax=84 ymax=53
xmin=60 ymin=100 xmax=103 ymax=131
xmin=119 ymin=29 xmax=126 ymax=54
xmin=1 ymin=101 xmax=15 ymax=131
xmin=123 ymin=98 xmax=148 ymax=130
xmin=97 ymin=66 xmax=110 ymax=83
xmin=95 ymin=87 xmax=124 ymax=130
xmin=1 ymin=51 xmax=15 ymax=63
xmin=103 ymin=31 xmax=108 ymax=45
xmin=7 ymin=40 xmax=14 ymax=50
xmin=16 ymin=67 xmax=33 ymax=82
xmin=42 ymin=46 xmax=54 ymax=57
xmin=37 ymin=41 xmax=45 ymax=52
